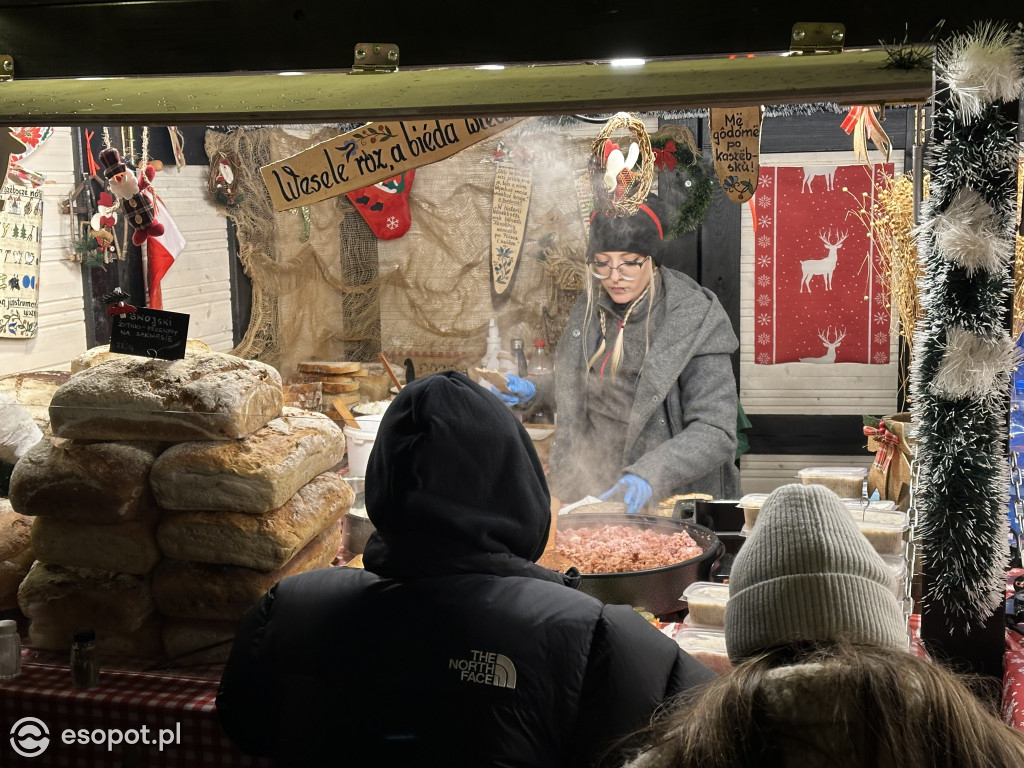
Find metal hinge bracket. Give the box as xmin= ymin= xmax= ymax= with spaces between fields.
xmin=352 ymin=43 xmax=399 ymax=74
xmin=790 ymin=23 xmax=846 ymax=54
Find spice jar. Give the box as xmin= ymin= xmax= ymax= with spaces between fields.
xmin=71 ymin=629 xmax=99 ymax=689
xmin=0 ymin=619 xmax=21 ymax=680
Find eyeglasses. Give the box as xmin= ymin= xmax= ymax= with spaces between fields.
xmin=588 ymin=255 xmax=650 ymax=281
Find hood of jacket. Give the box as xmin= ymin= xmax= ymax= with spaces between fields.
xmin=362 ymin=370 xmax=560 ymax=582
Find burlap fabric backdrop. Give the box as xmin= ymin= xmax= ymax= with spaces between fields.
xmin=206 ymin=121 xmax=592 ymax=380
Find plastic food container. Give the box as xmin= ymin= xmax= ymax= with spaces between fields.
xmin=880 ymin=553 xmax=908 ymax=596
xmin=674 ymin=627 xmax=731 ymax=674
xmin=851 ymin=509 xmax=909 ymax=555
xmin=797 ymin=466 xmax=868 ymax=498
xmin=681 ymin=581 xmax=730 ymax=628
xmin=737 ymin=493 xmax=769 ymax=528
xmin=841 ymin=498 xmax=896 ymax=512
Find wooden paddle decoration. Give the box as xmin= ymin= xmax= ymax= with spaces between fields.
xmin=490 ymin=163 xmax=532 ymax=295
xmin=708 ymin=106 xmax=763 ymax=204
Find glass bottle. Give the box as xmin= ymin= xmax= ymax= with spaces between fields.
xmin=71 ymin=629 xmax=99 ymax=689
xmin=527 ymin=339 xmax=552 ymax=377
xmin=511 ymin=338 xmax=529 ymax=378
xmin=0 ymin=619 xmax=21 ymax=680
xmin=526 ymin=339 xmax=555 ymax=424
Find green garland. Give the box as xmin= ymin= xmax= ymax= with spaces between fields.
xmin=71 ymin=233 xmax=109 ymax=268
xmin=650 ymin=137 xmax=714 ymax=239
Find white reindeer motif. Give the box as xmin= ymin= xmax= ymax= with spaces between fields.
xmin=799 ymin=327 xmax=847 ymax=363
xmin=799 ymin=229 xmax=848 ymax=293
xmin=801 ymin=165 xmax=837 ymax=193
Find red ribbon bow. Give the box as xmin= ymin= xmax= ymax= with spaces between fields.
xmin=863 ymin=420 xmax=900 ymax=472
xmin=652 ymin=140 xmax=678 ymax=172
xmin=840 ymin=106 xmax=891 ymax=164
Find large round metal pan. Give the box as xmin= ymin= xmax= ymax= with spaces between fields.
xmin=555 ymin=512 xmax=722 ymax=617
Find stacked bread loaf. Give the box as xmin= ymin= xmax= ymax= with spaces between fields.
xmin=0 ymin=369 xmax=72 ymax=433
xmin=150 ymin=407 xmax=350 ymax=663
xmin=0 ymin=498 xmax=34 ymax=610
xmin=9 ymin=350 xmax=353 ymax=663
xmin=69 ymin=338 xmax=213 ymax=374
xmin=291 ymin=360 xmax=392 ymax=425
xmin=11 ymin=439 xmax=168 ymax=656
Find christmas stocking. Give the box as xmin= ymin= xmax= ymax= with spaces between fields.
xmin=345 ymin=170 xmax=415 ymax=240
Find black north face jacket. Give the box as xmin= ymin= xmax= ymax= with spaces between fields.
xmin=217 ymin=372 xmax=715 ymax=768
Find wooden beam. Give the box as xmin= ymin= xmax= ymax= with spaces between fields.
xmin=0 ymin=50 xmax=932 ymax=127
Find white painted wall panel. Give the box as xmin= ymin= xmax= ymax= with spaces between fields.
xmin=0 ymin=128 xmax=86 ymax=375
xmin=147 ymin=165 xmax=234 ymax=353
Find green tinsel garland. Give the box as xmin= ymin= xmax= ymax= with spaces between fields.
xmin=650 ymin=137 xmax=714 ymax=238
xmin=910 ymin=21 xmax=1023 ymax=629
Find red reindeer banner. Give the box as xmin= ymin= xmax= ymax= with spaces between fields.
xmin=752 ymin=163 xmax=892 ymax=365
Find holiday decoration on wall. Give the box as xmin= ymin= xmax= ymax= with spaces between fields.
xmin=649 ymin=125 xmax=714 ymax=237
xmin=588 ymin=112 xmax=654 ymax=217
xmin=1 ymin=126 xmax=53 ymax=187
xmin=208 ymin=151 xmax=243 ymax=208
xmin=912 ymin=22 xmax=1024 ymax=630
xmin=753 ymin=162 xmax=893 ymax=365
xmin=0 ymin=182 xmax=44 ymax=337
xmin=345 ymin=170 xmax=416 ymax=240
xmin=98 ymin=146 xmax=164 ymax=246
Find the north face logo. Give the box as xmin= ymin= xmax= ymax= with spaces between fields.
xmin=449 ymin=650 xmax=517 ymax=689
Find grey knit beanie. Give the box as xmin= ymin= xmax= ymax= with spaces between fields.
xmin=724 ymin=483 xmax=907 ymax=664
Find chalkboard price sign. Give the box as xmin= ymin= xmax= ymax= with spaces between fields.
xmin=110 ymin=307 xmax=190 ymax=360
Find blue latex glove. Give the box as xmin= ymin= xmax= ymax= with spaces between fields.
xmin=600 ymin=474 xmax=653 ymax=515
xmin=493 ymin=374 xmax=536 ymax=407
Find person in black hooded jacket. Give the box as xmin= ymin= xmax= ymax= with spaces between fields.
xmin=216 ymin=370 xmax=715 ymax=768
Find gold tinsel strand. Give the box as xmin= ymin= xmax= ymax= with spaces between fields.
xmin=844 ymin=170 xmax=923 ymax=401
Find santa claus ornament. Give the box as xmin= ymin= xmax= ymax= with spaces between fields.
xmin=97 ymin=146 xmax=164 ymax=246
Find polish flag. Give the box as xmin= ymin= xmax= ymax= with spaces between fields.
xmin=145 ymin=195 xmax=185 ymax=310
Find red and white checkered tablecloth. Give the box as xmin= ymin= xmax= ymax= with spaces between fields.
xmin=0 ymin=661 xmax=271 ymax=767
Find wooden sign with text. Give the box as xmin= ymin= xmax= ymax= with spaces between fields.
xmin=709 ymin=107 xmax=763 ymax=204
xmin=490 ymin=164 xmax=532 ymax=295
xmin=261 ymin=117 xmax=525 ymax=211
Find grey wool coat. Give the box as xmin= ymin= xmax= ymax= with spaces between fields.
xmin=532 ymin=267 xmax=740 ymax=504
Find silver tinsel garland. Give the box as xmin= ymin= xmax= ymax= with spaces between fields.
xmin=910 ymin=21 xmax=1024 ymax=629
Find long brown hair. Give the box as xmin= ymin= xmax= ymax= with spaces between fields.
xmin=616 ymin=643 xmax=1024 ymax=768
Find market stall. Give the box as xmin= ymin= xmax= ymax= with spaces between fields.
xmin=0 ymin=5 xmax=1023 ymax=764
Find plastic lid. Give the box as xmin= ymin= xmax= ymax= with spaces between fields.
xmin=73 ymin=629 xmax=96 ymax=643
xmin=842 ymin=498 xmax=897 ymax=511
xmin=797 ymin=466 xmax=869 ymax=478
xmin=0 ymin=619 xmax=17 ymax=634
xmin=737 ymin=492 xmax=770 ymax=509
xmin=850 ymin=508 xmax=909 ymax=529
xmin=682 ymin=581 xmax=730 ymax=604
xmin=675 ymin=627 xmax=727 ymax=649
xmin=533 ymin=339 xmax=546 ymax=347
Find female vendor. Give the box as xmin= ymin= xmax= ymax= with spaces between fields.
xmin=497 ymin=194 xmax=740 ymax=513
